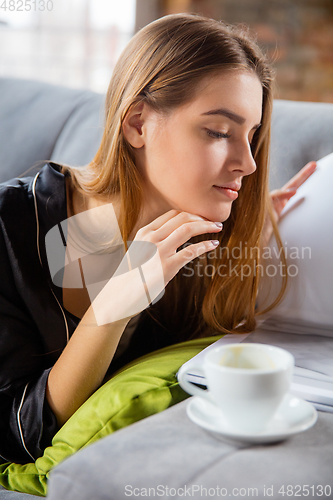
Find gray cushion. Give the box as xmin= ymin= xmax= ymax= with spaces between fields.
xmin=47 ymin=399 xmax=333 ymax=500
xmin=0 ymin=78 xmax=104 ymax=182
xmin=50 ymin=93 xmax=104 ymax=168
xmin=270 ymin=100 xmax=333 ymax=189
xmin=0 ymin=486 xmax=40 ymax=500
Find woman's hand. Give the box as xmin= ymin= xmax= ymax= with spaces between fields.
xmin=262 ymin=161 xmax=317 ymax=246
xmin=90 ymin=210 xmax=223 ymax=325
xmin=132 ymin=209 xmax=223 ymax=288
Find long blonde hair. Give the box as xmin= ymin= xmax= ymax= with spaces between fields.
xmin=63 ymin=13 xmax=287 ymax=340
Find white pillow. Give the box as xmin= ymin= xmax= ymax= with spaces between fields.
xmin=257 ymin=152 xmax=333 ymax=331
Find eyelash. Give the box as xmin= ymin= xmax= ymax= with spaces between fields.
xmin=206 ymin=129 xmax=231 ymax=140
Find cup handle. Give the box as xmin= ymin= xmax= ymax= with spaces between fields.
xmin=177 ymin=363 xmax=213 ymax=403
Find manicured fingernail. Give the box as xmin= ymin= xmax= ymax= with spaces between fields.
xmin=210 ymin=240 xmax=220 ymax=246
xmin=286 ymin=188 xmax=297 ymax=193
xmin=214 ymin=222 xmax=223 ymax=228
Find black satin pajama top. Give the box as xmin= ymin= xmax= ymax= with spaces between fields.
xmin=0 ymin=162 xmax=83 ymax=463
xmin=0 ymin=161 xmax=178 ymax=464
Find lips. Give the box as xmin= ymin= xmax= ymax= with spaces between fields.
xmin=213 ymin=183 xmax=241 ymax=192
xmin=213 ymin=185 xmax=239 ymax=200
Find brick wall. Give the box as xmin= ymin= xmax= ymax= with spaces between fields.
xmin=161 ymin=0 xmax=333 ymax=103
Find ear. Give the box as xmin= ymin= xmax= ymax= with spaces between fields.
xmin=122 ymin=101 xmax=146 ymax=148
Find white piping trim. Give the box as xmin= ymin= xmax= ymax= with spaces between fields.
xmin=50 ymin=287 xmax=69 ymax=344
xmin=17 ymin=383 xmax=35 ymax=461
xmin=32 ymin=172 xmax=42 ymax=267
xmin=32 ymin=170 xmax=69 ymax=344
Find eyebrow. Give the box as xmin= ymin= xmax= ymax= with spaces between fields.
xmin=201 ymin=107 xmax=261 ymax=130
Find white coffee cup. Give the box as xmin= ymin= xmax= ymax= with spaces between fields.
xmin=178 ymin=343 xmax=294 ymax=433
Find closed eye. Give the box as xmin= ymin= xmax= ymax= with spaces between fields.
xmin=206 ymin=129 xmax=231 ymax=140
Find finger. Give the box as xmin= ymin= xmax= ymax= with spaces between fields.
xmin=282 ymin=161 xmax=317 ymax=191
xmin=174 ymin=239 xmax=220 ymax=269
xmin=283 ymin=161 xmax=316 ymax=190
xmin=271 ymin=188 xmax=297 ymax=201
xmin=146 ymin=210 xmax=206 ymax=233
xmin=161 ymin=219 xmax=223 ymax=252
xmin=145 ymin=209 xmax=182 ymax=232
xmin=153 ymin=212 xmax=220 ymax=242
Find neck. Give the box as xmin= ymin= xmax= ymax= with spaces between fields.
xmin=67 ymin=177 xmax=173 ymax=243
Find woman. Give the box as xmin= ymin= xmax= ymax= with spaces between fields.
xmin=0 ymin=13 xmax=316 ymax=464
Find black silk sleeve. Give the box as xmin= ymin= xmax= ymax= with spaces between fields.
xmin=0 ymin=227 xmax=59 ymax=464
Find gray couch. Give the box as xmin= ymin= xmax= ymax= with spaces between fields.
xmin=0 ymin=77 xmax=333 ymax=500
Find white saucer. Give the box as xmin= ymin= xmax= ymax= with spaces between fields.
xmin=186 ymin=393 xmax=317 ymax=444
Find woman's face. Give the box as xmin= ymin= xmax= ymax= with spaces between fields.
xmin=127 ymin=70 xmax=263 ymax=223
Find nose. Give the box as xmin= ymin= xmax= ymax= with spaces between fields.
xmin=229 ymin=140 xmax=257 ymax=177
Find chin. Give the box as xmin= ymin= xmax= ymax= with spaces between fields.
xmin=198 ymin=207 xmax=232 ymax=223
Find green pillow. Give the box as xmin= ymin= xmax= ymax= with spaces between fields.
xmin=0 ymin=335 xmax=222 ymax=497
